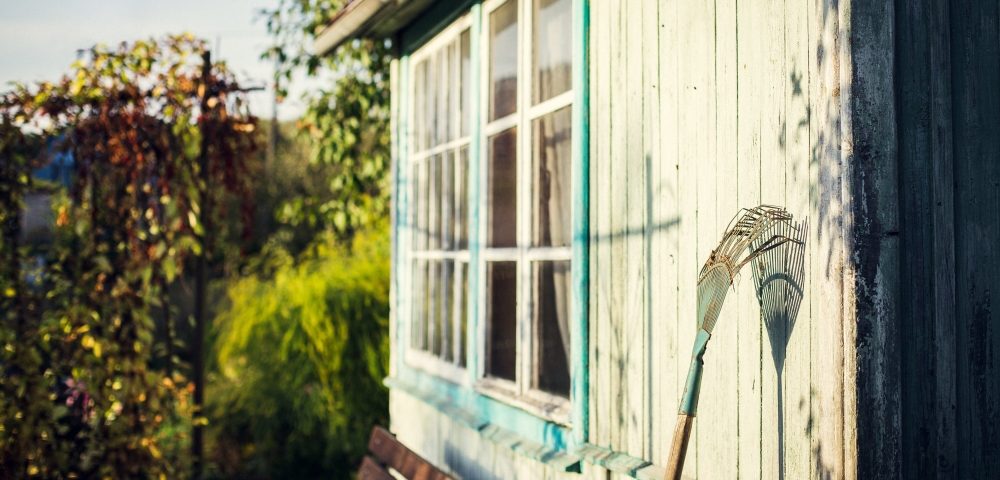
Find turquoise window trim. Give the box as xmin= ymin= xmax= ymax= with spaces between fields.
xmin=570 ymin=0 xmax=591 ymax=445
xmin=390 ymin=0 xmax=591 ymax=455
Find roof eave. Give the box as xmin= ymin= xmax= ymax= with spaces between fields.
xmin=313 ymin=0 xmax=392 ymax=56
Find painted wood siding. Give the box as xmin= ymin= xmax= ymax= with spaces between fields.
xmin=588 ymin=0 xmax=848 ymax=478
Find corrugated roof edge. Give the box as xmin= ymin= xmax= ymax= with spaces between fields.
xmin=313 ymin=0 xmax=391 ymax=55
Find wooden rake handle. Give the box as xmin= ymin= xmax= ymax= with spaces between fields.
xmin=664 ymin=413 xmax=695 ymax=480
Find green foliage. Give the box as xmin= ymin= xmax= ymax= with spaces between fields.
xmin=0 ymin=35 xmax=257 ymax=478
xmin=207 ymin=225 xmax=390 ymax=478
xmin=262 ymin=0 xmax=392 ymax=240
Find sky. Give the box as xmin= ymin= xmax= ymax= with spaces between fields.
xmin=0 ymin=0 xmax=321 ymax=121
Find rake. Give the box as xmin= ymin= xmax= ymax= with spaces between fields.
xmin=664 ymin=205 xmax=801 ymax=480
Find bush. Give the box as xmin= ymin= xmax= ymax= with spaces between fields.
xmin=207 ymin=224 xmax=390 ymax=478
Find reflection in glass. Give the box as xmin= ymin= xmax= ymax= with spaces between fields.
xmin=410 ymin=260 xmax=426 ymax=350
xmin=490 ymin=0 xmax=518 ymax=120
xmin=428 ymin=154 xmax=440 ymax=250
xmin=532 ymin=0 xmax=572 ymax=104
xmin=533 ymin=260 xmax=571 ymax=397
xmin=532 ymin=107 xmax=572 ymax=247
xmin=460 ymin=29 xmax=472 ymax=137
xmin=457 ymin=261 xmax=468 ymax=367
xmin=487 ymin=261 xmax=518 ymax=381
xmin=441 ymin=152 xmax=454 ymax=250
xmin=455 ymin=147 xmax=469 ymax=249
xmin=438 ymin=260 xmax=453 ymax=360
xmin=489 ymin=129 xmax=518 ymax=248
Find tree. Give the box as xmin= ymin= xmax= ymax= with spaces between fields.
xmin=0 ymin=35 xmax=257 ymax=478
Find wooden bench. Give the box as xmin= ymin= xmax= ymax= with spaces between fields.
xmin=358 ymin=426 xmax=454 ymax=480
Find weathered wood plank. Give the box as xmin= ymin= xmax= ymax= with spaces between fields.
xmin=706 ymin=0 xmax=739 ymax=477
xmin=653 ymin=0 xmax=681 ymax=468
xmin=808 ymin=0 xmax=844 ymax=477
xmin=758 ymin=0 xmax=787 ymax=476
xmin=369 ymin=426 xmax=453 ymax=480
xmin=624 ymin=0 xmax=648 ymax=460
xmin=608 ymin=0 xmax=629 ymax=454
xmin=640 ymin=0 xmax=660 ymax=462
xmin=735 ymin=0 xmax=763 ymax=476
xmin=591 ymin=0 xmax=612 ymax=449
xmin=675 ymin=0 xmax=706 ymax=472
xmin=949 ymin=0 xmax=1000 ymax=477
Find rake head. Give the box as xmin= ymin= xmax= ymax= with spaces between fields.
xmin=696 ymin=205 xmax=801 ymax=334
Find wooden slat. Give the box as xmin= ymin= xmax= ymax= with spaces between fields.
xmin=368 ymin=426 xmax=453 ymax=480
xmin=359 ymin=455 xmax=395 ymax=480
xmin=608 ymin=0 xmax=628 ymax=455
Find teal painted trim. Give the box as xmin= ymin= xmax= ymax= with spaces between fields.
xmin=395 ymin=54 xmax=411 ymax=376
xmin=679 ymin=329 xmax=711 ymax=415
xmin=399 ymin=0 xmax=478 ymax=54
xmin=570 ymin=0 xmax=591 ymax=444
xmin=387 ymin=364 xmax=578 ymax=453
xmin=466 ymin=3 xmax=483 ymax=384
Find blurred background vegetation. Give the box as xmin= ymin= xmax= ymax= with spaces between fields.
xmin=0 ymin=0 xmax=393 ymax=478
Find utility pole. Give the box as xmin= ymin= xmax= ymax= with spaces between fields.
xmin=191 ymin=49 xmax=211 ymax=480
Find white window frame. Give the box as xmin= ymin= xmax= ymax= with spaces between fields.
xmin=404 ymin=13 xmax=474 ymax=386
xmin=475 ymin=0 xmax=574 ymax=424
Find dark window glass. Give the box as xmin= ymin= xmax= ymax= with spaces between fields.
xmin=455 ymin=147 xmax=469 ymax=249
xmin=488 ymin=128 xmax=518 ymax=247
xmin=533 ymin=260 xmax=571 ymax=396
xmin=487 ymin=261 xmax=518 ymax=381
xmin=457 ymin=261 xmax=468 ymax=367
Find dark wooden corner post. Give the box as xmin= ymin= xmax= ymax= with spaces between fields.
xmin=191 ymin=49 xmax=211 ymax=479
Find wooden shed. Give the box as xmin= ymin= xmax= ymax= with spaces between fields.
xmin=316 ymin=0 xmax=1000 ymax=478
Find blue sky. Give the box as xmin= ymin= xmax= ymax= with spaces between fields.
xmin=0 ymin=0 xmax=320 ymax=120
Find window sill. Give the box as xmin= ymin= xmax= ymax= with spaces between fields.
xmin=385 ymin=372 xmax=581 ymax=472
xmin=474 ymin=377 xmax=572 ymax=427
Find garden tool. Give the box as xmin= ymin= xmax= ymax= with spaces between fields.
xmin=664 ymin=205 xmax=801 ymax=480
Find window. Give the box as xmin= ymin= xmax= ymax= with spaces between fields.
xmin=480 ymin=0 xmax=573 ymax=417
xmin=408 ymin=19 xmax=473 ymax=381
xmin=404 ymin=0 xmax=577 ymax=423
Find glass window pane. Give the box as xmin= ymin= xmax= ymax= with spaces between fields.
xmin=532 ymin=0 xmax=573 ymax=104
xmin=426 ymin=54 xmax=437 ymax=149
xmin=428 ymin=260 xmax=440 ymax=355
xmin=437 ymin=49 xmax=449 ymax=146
xmin=429 ymin=154 xmax=441 ymax=250
xmin=441 ymin=151 xmax=454 ymax=250
xmin=455 ymin=147 xmax=469 ymax=249
xmin=439 ymin=260 xmax=453 ymax=361
xmin=488 ymin=128 xmax=518 ymax=248
xmin=460 ymin=29 xmax=472 ymax=137
xmin=411 ymin=260 xmax=427 ymax=350
xmin=487 ymin=261 xmax=518 ymax=381
xmin=532 ymin=260 xmax=571 ymax=397
xmin=489 ymin=0 xmax=518 ymax=120
xmin=457 ymin=261 xmax=468 ymax=367
xmin=532 ymin=106 xmax=572 ymax=247
xmin=413 ymin=161 xmax=427 ymax=250
xmin=414 ymin=59 xmax=425 ymax=152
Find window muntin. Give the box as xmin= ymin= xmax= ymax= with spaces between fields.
xmin=408 ymin=19 xmax=473 ymax=378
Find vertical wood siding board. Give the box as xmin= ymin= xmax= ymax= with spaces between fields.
xmin=842 ymin=0 xmax=902 ymax=477
xmin=784 ymin=0 xmax=812 ymax=476
xmin=675 ymin=0 xmax=703 ymax=472
xmin=624 ymin=0 xmax=647 ymax=460
xmin=735 ymin=0 xmax=763 ymax=475
xmin=894 ymin=1 xmax=940 ymax=476
xmin=609 ymin=0 xmax=628 ymax=454
xmin=949 ymin=0 xmax=1000 ymax=475
xmin=573 ymin=0 xmax=591 ymax=446
xmin=758 ymin=0 xmax=787 ymax=475
xmin=595 ymin=0 xmax=613 ymax=449
xmin=712 ymin=0 xmax=740 ymax=476
xmin=641 ymin=0 xmax=661 ymax=463
xmin=390 ymin=57 xmax=401 ymax=380
xmin=654 ymin=0 xmax=681 ymax=468
xmin=926 ymin=0 xmax=958 ymax=474
xmin=808 ymin=0 xmax=845 ymax=476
